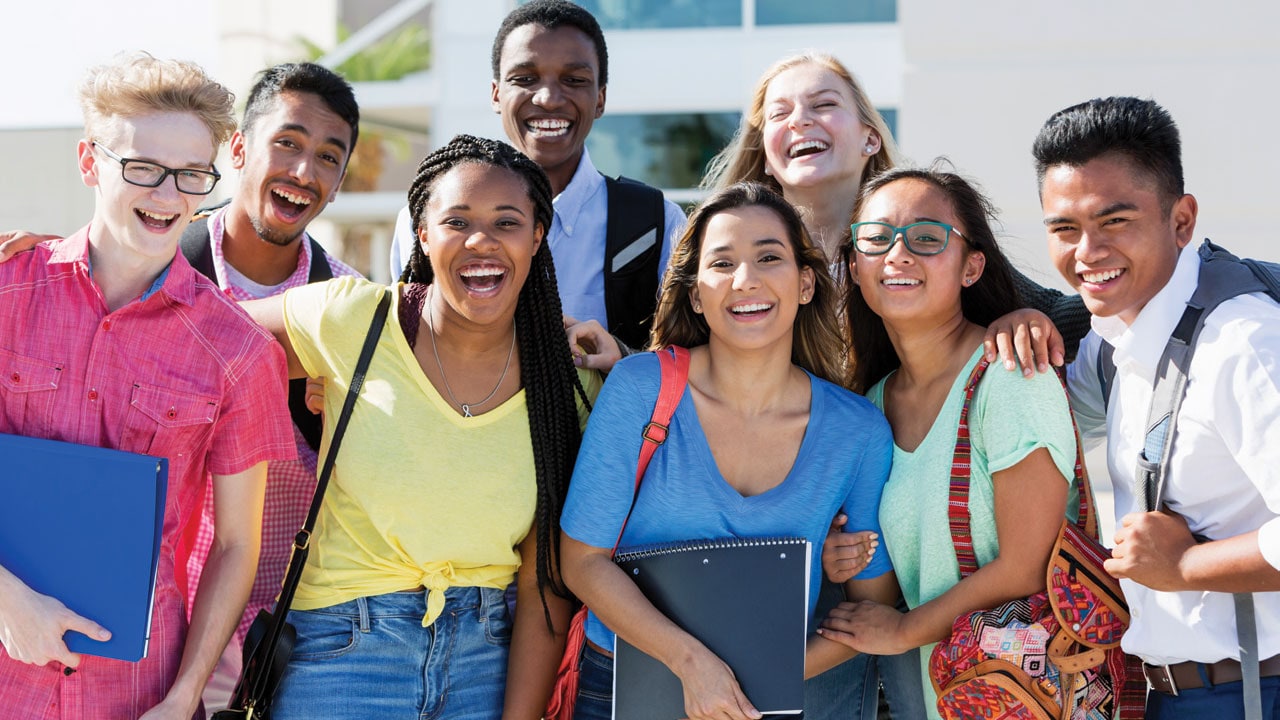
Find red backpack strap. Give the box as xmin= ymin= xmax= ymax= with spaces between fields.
xmin=949 ymin=359 xmax=1100 ymax=579
xmin=609 ymin=345 xmax=691 ymax=555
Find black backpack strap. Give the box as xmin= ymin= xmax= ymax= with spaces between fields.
xmin=305 ymin=237 xmax=334 ymax=283
xmin=181 ymin=198 xmax=333 ymax=452
xmin=288 ymin=237 xmax=335 ymax=451
xmin=178 ymin=199 xmax=230 ymax=281
xmin=1097 ymin=340 xmax=1116 ymax=412
xmin=603 ymin=176 xmax=666 ymax=349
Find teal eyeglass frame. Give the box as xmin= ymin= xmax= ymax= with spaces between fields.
xmin=849 ymin=221 xmax=966 ymax=256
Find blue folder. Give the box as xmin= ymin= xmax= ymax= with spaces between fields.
xmin=0 ymin=433 xmax=168 ymax=662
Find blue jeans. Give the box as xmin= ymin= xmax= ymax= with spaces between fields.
xmin=805 ymin=579 xmax=927 ymax=720
xmin=1147 ymin=675 xmax=1280 ymax=719
xmin=804 ymin=651 xmax=926 ymax=720
xmin=271 ymin=587 xmax=512 ymax=720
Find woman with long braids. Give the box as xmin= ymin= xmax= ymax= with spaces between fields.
xmin=559 ymin=182 xmax=900 ymax=720
xmin=242 ymin=134 xmax=598 ymax=719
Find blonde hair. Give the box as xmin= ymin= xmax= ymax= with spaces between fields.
xmin=79 ymin=52 xmax=236 ymax=149
xmin=702 ymin=53 xmax=898 ymax=194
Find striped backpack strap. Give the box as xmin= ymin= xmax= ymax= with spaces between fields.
xmin=947 ymin=356 xmax=991 ymax=578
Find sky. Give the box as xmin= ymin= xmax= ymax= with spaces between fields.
xmin=2 ymin=0 xmax=219 ymax=129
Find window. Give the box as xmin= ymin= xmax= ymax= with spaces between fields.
xmin=755 ymin=0 xmax=896 ymax=24
xmin=586 ymin=112 xmax=741 ymax=189
xmin=562 ymin=0 xmax=740 ymax=29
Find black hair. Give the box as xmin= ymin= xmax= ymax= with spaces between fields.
xmin=490 ymin=0 xmax=609 ymax=85
xmin=844 ymin=164 xmax=1022 ymax=392
xmin=401 ymin=134 xmax=589 ymax=629
xmin=1032 ymin=96 xmax=1183 ymax=211
xmin=241 ymin=62 xmax=360 ymax=152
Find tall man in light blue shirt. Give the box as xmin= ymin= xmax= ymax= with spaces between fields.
xmin=389 ymin=0 xmax=684 ymax=353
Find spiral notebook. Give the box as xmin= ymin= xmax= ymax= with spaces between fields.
xmin=0 ymin=433 xmax=168 ymax=662
xmin=612 ymin=537 xmax=810 ymax=720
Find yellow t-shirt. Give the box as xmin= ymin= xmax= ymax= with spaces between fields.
xmin=282 ymin=277 xmax=599 ymax=624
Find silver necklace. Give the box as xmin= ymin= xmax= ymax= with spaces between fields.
xmin=424 ymin=286 xmax=516 ymax=418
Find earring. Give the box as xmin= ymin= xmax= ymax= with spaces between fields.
xmin=963 ymin=278 xmax=973 ymax=286
xmin=693 ymin=302 xmax=702 ymax=312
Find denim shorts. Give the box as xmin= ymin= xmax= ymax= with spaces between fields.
xmin=271 ymin=586 xmax=512 ymax=720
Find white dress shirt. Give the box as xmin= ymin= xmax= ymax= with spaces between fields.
xmin=1067 ymin=245 xmax=1280 ymax=665
xmin=388 ymin=148 xmax=686 ymax=327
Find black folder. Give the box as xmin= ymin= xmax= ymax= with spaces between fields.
xmin=612 ymin=537 xmax=810 ymax=720
xmin=0 ymin=433 xmax=168 ymax=662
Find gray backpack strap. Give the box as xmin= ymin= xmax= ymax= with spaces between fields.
xmin=1137 ymin=240 xmax=1273 ymax=719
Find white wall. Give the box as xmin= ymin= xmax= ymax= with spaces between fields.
xmin=898 ymin=0 xmax=1280 ymax=290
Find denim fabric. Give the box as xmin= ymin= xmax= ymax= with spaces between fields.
xmin=804 ymin=651 xmax=925 ymax=720
xmin=1147 ymin=676 xmax=1280 ymax=720
xmin=271 ymin=587 xmax=511 ymax=720
xmin=806 ymin=579 xmax=927 ymax=720
xmin=572 ymin=643 xmax=614 ymax=720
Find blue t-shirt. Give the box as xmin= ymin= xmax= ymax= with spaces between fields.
xmin=561 ymin=351 xmax=894 ymax=650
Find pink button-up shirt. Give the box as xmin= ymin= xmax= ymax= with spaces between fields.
xmin=0 ymin=227 xmax=295 ymax=719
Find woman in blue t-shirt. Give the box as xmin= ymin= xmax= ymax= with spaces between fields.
xmin=818 ymin=166 xmax=1076 ymax=718
xmin=559 ymin=182 xmax=901 ymax=720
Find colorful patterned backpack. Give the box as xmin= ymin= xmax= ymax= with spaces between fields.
xmin=927 ymin=357 xmax=1146 ymax=720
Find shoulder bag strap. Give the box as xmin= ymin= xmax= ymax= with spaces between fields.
xmin=948 ymin=357 xmax=1098 ymax=578
xmin=608 ymin=345 xmax=690 ymax=556
xmin=1137 ymin=242 xmax=1263 ymax=720
xmin=246 ymin=287 xmax=392 ymax=701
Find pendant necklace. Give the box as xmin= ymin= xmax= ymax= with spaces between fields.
xmin=424 ymin=286 xmax=516 ymax=418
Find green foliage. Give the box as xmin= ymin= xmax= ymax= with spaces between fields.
xmin=297 ymin=22 xmax=430 ymax=82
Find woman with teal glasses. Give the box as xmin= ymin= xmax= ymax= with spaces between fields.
xmin=818 ymin=165 xmax=1078 ymax=718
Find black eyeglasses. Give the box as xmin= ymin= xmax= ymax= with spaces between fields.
xmin=92 ymin=141 xmax=221 ymax=196
xmin=849 ymin=221 xmax=966 ymax=256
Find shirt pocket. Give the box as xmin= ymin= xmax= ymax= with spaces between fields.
xmin=120 ymin=382 xmax=219 ymax=457
xmin=0 ymin=349 xmax=62 ymax=437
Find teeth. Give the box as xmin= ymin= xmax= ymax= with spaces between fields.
xmin=882 ymin=278 xmax=920 ymax=286
xmin=460 ymin=267 xmax=504 ymax=278
xmin=273 ymin=188 xmax=311 ymax=206
xmin=730 ymin=303 xmax=772 ymax=314
xmin=527 ymin=118 xmax=570 ymax=136
xmin=1081 ymin=268 xmax=1123 ymax=284
xmin=788 ymin=140 xmax=829 ymax=158
xmin=137 ymin=209 xmax=176 ymax=221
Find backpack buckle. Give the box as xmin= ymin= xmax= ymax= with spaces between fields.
xmin=642 ymin=421 xmax=669 ymax=445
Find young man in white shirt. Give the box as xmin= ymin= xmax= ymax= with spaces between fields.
xmin=1037 ymin=96 xmax=1280 ymax=718
xmin=388 ymin=0 xmax=685 ymax=357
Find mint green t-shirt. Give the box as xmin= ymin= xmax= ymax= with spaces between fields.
xmin=868 ymin=346 xmax=1077 ymax=718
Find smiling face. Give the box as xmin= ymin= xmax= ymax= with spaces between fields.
xmin=81 ymin=111 xmax=216 ymax=263
xmin=232 ymin=90 xmax=352 ymax=246
xmin=850 ymin=178 xmax=984 ymax=325
xmin=1041 ymin=154 xmax=1196 ymax=325
xmin=418 ymin=162 xmax=544 ymax=329
xmin=689 ymin=204 xmax=815 ymax=354
xmin=491 ymin=23 xmax=605 ymax=194
xmin=761 ymin=62 xmax=878 ymax=195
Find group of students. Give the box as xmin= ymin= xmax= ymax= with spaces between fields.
xmin=0 ymin=1 xmax=1276 ymax=720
